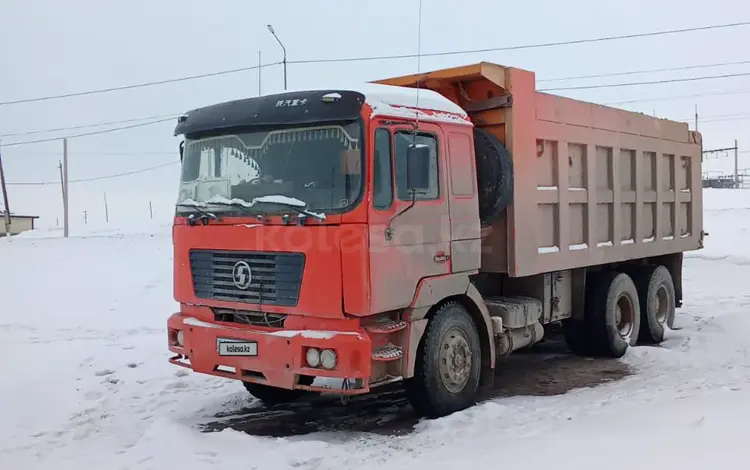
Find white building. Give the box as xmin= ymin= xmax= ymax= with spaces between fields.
xmin=0 ymin=213 xmax=39 ymax=237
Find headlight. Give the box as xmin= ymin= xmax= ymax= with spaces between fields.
xmin=320 ymin=349 xmax=337 ymax=370
xmin=176 ymin=330 xmax=185 ymax=347
xmin=305 ymin=348 xmax=321 ymax=368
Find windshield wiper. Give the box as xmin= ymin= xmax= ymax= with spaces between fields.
xmin=198 ymin=201 xmax=254 ymax=214
xmin=177 ymin=203 xmax=221 ymax=226
xmin=255 ymin=200 xmax=326 ymax=222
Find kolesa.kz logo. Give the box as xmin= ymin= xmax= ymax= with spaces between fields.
xmin=225 ymin=344 xmax=254 ymax=353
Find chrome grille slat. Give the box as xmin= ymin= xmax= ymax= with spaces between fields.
xmin=189 ymin=250 xmax=304 ymax=307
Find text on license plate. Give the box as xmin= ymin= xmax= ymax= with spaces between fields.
xmin=217 ymin=339 xmax=258 ymax=356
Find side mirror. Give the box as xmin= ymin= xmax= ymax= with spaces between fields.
xmin=179 ymin=141 xmax=184 ymax=162
xmin=406 ymin=144 xmax=430 ymax=193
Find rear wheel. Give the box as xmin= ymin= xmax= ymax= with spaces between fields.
xmin=405 ymin=301 xmax=482 ymax=418
xmin=633 ymin=265 xmax=676 ymax=344
xmin=243 ymin=375 xmax=314 ymax=406
xmin=586 ymin=271 xmax=641 ymax=357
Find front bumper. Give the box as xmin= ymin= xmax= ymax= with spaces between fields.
xmin=167 ymin=313 xmax=373 ymax=394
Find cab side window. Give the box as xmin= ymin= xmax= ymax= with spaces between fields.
xmin=373 ymin=128 xmax=393 ymax=209
xmin=394 ymin=131 xmax=439 ymax=201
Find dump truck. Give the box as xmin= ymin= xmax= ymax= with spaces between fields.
xmin=167 ymin=61 xmax=704 ymax=417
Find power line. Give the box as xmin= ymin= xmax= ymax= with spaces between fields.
xmin=538 ymin=59 xmax=750 ymax=82
xmin=0 ymin=113 xmax=180 ymax=138
xmin=540 ymin=71 xmax=750 ymax=91
xmin=7 ymin=161 xmax=179 ymax=186
xmin=2 ymin=20 xmax=749 ymax=107
xmin=605 ymin=87 xmax=750 ymax=105
xmin=8 ymin=66 xmax=750 ymax=141
xmin=5 ymin=78 xmax=747 ymax=142
xmin=0 ymin=62 xmax=282 ymax=107
xmin=4 ymin=150 xmax=175 ymax=158
xmin=290 ymin=21 xmax=750 ymax=65
xmin=3 ymin=117 xmax=176 ymax=147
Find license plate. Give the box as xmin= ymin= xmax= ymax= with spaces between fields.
xmin=217 ymin=339 xmax=258 ymax=356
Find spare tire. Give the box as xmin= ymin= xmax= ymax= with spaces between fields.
xmin=473 ymin=128 xmax=513 ymax=227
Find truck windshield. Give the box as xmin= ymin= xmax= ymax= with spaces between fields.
xmin=177 ymin=121 xmax=363 ymax=215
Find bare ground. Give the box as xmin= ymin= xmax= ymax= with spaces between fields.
xmin=200 ymin=326 xmax=631 ymax=438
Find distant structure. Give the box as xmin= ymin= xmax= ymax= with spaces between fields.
xmin=0 ymin=212 xmax=39 ymax=237
xmin=702 ymin=169 xmax=750 ymax=189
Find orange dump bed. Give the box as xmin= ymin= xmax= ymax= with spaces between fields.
xmin=375 ymin=62 xmax=703 ymax=277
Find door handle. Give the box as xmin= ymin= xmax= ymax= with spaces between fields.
xmin=433 ymin=251 xmax=450 ymax=263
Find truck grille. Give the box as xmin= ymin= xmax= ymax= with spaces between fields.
xmin=189 ymin=250 xmax=305 ymax=307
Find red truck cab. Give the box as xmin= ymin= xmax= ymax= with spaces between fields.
xmin=167 ymin=84 xmax=484 ymax=410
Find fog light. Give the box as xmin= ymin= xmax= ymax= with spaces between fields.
xmin=320 ymin=349 xmax=337 ymax=370
xmin=176 ymin=330 xmax=185 ymax=347
xmin=306 ymin=348 xmax=321 ymax=368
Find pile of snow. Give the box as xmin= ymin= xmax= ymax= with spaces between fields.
xmin=1 ymin=188 xmax=750 ymax=469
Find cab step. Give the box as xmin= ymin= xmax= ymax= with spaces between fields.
xmin=365 ymin=320 xmax=407 ymax=335
xmin=372 ymin=344 xmax=403 ymax=362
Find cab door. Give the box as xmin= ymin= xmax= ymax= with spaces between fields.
xmin=368 ymin=121 xmax=451 ymax=314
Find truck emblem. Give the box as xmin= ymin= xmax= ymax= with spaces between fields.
xmin=232 ymin=261 xmax=253 ymax=290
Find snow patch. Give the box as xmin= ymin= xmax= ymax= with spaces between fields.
xmin=183 ymin=317 xmax=230 ymax=329
xmin=267 ymin=330 xmax=362 ymax=340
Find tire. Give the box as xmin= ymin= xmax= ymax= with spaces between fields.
xmin=243 ymin=375 xmax=314 ymax=406
xmin=405 ymin=301 xmax=482 ymax=418
xmin=586 ymin=271 xmax=641 ymax=358
xmin=473 ymin=128 xmax=514 ymax=227
xmin=633 ymin=265 xmax=676 ymax=344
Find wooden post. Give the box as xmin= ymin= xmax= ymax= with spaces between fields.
xmin=0 ymin=142 xmax=12 ymax=236
xmin=63 ymin=138 xmax=69 ymax=237
xmin=734 ymin=139 xmax=739 ymax=189
xmin=149 ymin=201 xmax=153 ymax=220
xmin=104 ymin=192 xmax=109 ymax=223
xmin=258 ymin=50 xmax=262 ymax=96
xmin=58 ymin=161 xmax=65 ymax=204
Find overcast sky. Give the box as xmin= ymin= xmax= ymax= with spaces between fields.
xmin=1 ymin=0 xmax=749 ymax=227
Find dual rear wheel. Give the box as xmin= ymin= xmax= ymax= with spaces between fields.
xmin=563 ymin=265 xmax=676 ymax=357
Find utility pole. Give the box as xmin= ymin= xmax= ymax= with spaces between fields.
xmin=258 ymin=50 xmax=262 ymax=96
xmin=695 ymin=104 xmax=699 ymax=131
xmin=267 ymin=24 xmax=287 ymax=90
xmin=149 ymin=201 xmax=153 ymax=220
xmin=63 ymin=138 xmax=69 ymax=238
xmin=0 ymin=141 xmax=12 ymax=236
xmin=103 ymin=192 xmax=109 ymax=223
xmin=734 ymin=139 xmax=739 ymax=189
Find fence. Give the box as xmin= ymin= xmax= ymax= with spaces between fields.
xmin=701 ymin=169 xmax=750 ymax=189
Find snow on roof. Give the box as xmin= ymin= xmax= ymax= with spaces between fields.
xmin=281 ymin=82 xmax=472 ymax=126
xmin=355 ymin=83 xmax=472 ymax=126
xmin=0 ymin=212 xmax=38 ymax=219
xmin=354 ymin=83 xmax=467 ymax=115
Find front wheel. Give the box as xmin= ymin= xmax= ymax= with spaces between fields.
xmin=405 ymin=301 xmax=482 ymax=418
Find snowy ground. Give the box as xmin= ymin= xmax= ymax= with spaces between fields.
xmin=2 ymin=189 xmax=749 ymax=469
